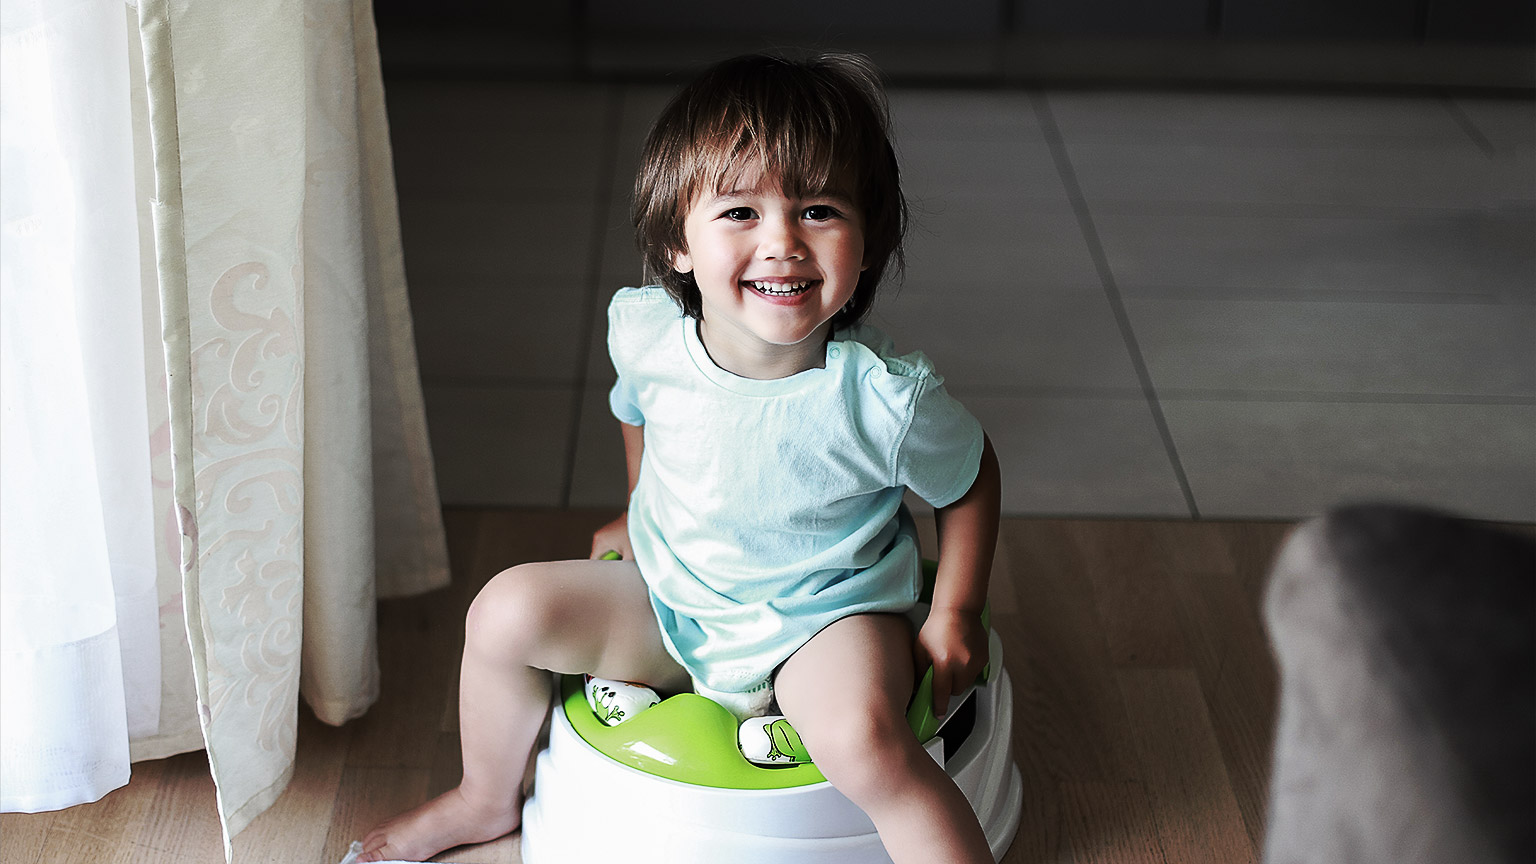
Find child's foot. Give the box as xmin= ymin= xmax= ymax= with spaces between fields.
xmin=584 ymin=675 xmax=660 ymax=726
xmin=356 ymin=786 xmax=520 ymax=862
xmin=738 ymin=715 xmax=813 ymax=766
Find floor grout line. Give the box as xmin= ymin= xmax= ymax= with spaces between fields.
xmin=1441 ymin=95 xmax=1498 ymax=157
xmin=1031 ymin=89 xmax=1203 ymax=520
xmin=559 ymin=84 xmax=625 ymax=509
xmin=1155 ymin=389 xmax=1536 ymax=406
xmin=1106 ymin=286 xmax=1523 ymax=306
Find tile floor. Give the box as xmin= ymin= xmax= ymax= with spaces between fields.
xmin=385 ymin=79 xmax=1536 ymax=522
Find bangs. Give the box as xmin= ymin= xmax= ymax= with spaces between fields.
xmin=686 ymin=109 xmax=852 ymax=205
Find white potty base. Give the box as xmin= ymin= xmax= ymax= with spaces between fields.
xmin=523 ymin=635 xmax=1022 ymax=863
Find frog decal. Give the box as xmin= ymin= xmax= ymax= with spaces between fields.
xmin=739 ymin=715 xmax=813 ymax=765
xmin=584 ymin=675 xmax=660 ymax=727
xmin=762 ymin=718 xmax=800 ymax=762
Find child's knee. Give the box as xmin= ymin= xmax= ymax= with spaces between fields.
xmin=802 ymin=706 xmax=919 ymax=795
xmin=465 ymin=563 xmax=561 ymax=655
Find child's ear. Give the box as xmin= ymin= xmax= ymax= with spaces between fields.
xmin=672 ymin=249 xmax=694 ymax=274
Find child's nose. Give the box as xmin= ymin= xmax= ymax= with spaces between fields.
xmin=757 ymin=220 xmax=807 ymax=260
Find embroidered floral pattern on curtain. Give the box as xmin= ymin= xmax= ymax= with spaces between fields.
xmin=134 ymin=0 xmax=449 ymax=855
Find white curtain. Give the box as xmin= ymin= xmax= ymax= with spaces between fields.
xmin=0 ymin=0 xmax=449 ymax=856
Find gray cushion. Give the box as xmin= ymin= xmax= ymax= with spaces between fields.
xmin=1263 ymin=504 xmax=1533 ymax=864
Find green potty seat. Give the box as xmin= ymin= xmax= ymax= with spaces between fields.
xmin=565 ymin=560 xmax=992 ymax=787
xmin=561 ymin=676 xmax=829 ymax=789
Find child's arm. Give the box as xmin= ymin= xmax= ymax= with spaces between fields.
xmin=590 ymin=422 xmax=644 ymax=559
xmin=917 ymin=433 xmax=1001 ymax=716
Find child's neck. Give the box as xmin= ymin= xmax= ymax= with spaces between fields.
xmin=696 ymin=319 xmax=832 ymax=380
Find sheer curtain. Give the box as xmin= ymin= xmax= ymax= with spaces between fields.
xmin=0 ymin=0 xmax=448 ymax=856
xmin=1 ymin=0 xmax=180 ymax=812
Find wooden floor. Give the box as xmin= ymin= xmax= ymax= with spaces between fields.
xmin=2 ymin=508 xmax=1295 ymax=864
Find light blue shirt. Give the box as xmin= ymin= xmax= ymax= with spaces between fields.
xmin=607 ymin=287 xmax=984 ymax=694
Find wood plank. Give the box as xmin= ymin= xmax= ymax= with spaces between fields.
xmin=34 ymin=757 xmax=167 ymax=864
xmin=122 ymin=751 xmax=223 ymax=863
xmin=0 ymin=805 xmax=57 ymax=860
xmin=985 ymin=522 xmax=1021 ymax=617
xmin=997 ymin=767 xmax=1067 ymax=864
xmin=347 ymin=587 xmax=462 ymax=770
xmin=1065 ymin=521 xmax=1192 ymax=668
xmin=0 ymin=807 xmax=55 ymax=864
xmin=441 ymin=508 xmax=485 ymax=584
xmin=348 ymin=510 xmax=486 ymax=769
xmin=1001 ymin=521 xmax=1142 ymax=786
xmin=1167 ymin=528 xmax=1281 ymax=852
xmin=1145 ymin=521 xmax=1238 ymax=574
xmin=1117 ymin=669 xmax=1256 ymax=864
xmin=234 ymin=708 xmax=352 ymax=863
xmin=434 ymin=514 xmax=475 ymax=738
xmin=427 ymin=732 xmax=464 ymax=801
xmin=320 ymin=766 xmax=430 ymax=863
xmin=469 ymin=509 xmax=616 ymax=580
xmin=1220 ymin=521 xmax=1294 ymax=611
xmin=1060 ymin=780 xmax=1167 ymax=864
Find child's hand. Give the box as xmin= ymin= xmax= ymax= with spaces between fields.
xmin=914 ymin=606 xmax=989 ymax=717
xmin=590 ymin=513 xmax=633 ymax=561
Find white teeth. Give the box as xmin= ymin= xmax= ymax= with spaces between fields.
xmin=750 ymin=280 xmax=810 ymax=295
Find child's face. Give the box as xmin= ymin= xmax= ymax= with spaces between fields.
xmin=673 ymin=172 xmax=867 ymax=374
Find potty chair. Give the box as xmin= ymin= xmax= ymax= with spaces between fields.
xmin=520 ymin=563 xmax=1024 ymax=863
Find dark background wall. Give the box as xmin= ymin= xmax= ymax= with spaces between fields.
xmin=371 ymin=0 xmax=1535 ymax=89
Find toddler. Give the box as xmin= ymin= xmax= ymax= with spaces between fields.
xmin=361 ymin=53 xmax=1001 ymax=864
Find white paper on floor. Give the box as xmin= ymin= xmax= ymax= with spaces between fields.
xmin=335 ymin=839 xmax=469 ymax=864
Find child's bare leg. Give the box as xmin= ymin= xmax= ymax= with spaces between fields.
xmin=775 ymin=613 xmax=994 ymax=864
xmin=359 ymin=558 xmax=685 ymax=862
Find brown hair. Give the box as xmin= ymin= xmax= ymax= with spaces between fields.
xmin=632 ymin=53 xmax=907 ymax=328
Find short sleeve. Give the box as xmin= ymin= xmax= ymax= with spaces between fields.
xmin=895 ymin=375 xmax=984 ymax=508
xmin=605 ymin=288 xmax=649 ymax=426
xmin=609 ymin=375 xmax=644 ymax=426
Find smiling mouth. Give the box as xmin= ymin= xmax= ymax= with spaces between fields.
xmin=746 ymin=280 xmax=814 ymax=297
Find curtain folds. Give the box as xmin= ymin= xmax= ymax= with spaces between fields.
xmin=1 ymin=0 xmax=448 ymax=855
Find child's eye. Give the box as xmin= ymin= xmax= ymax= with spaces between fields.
xmin=803 ymin=204 xmax=841 ymax=221
xmin=722 ymin=207 xmax=756 ymax=221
